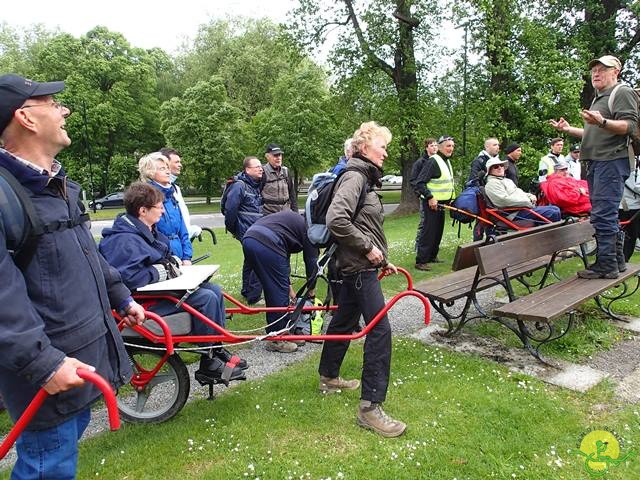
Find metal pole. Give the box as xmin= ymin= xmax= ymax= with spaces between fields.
xmin=80 ymin=100 xmax=97 ymax=213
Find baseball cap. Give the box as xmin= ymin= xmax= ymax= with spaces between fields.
xmin=437 ymin=135 xmax=454 ymax=144
xmin=265 ymin=143 xmax=284 ymax=155
xmin=570 ymin=144 xmax=581 ymax=152
xmin=485 ymin=157 xmax=508 ymax=172
xmin=587 ymin=55 xmax=622 ymax=70
xmin=555 ymin=160 xmax=569 ymax=170
xmin=0 ymin=74 xmax=65 ymax=134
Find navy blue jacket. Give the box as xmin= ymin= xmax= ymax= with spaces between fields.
xmin=99 ymin=214 xmax=173 ymax=290
xmin=243 ymin=210 xmax=319 ymax=284
xmin=223 ymin=172 xmax=263 ymax=239
xmin=0 ymin=149 xmax=132 ymax=430
xmin=150 ymin=181 xmax=193 ymax=261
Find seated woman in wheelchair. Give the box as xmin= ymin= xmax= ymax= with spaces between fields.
xmin=484 ymin=157 xmax=561 ymax=227
xmin=99 ymin=182 xmax=247 ymax=384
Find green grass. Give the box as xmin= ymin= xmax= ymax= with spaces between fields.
xmin=3 ymin=212 xmax=640 ymax=478
xmin=7 ymin=340 xmax=639 ymax=479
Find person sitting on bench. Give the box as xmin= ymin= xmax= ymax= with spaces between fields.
xmin=539 ymin=160 xmax=591 ymax=216
xmin=99 ymin=182 xmax=247 ymax=384
xmin=484 ymin=157 xmax=561 ymax=227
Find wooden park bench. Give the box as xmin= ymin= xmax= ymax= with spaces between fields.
xmin=414 ymin=221 xmax=566 ymax=337
xmin=415 ymin=220 xmax=640 ymax=362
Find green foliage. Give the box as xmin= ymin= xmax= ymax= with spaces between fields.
xmin=250 ymin=59 xmax=339 ymax=181
xmin=160 ymin=76 xmax=247 ymax=200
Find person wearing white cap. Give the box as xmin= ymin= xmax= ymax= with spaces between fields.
xmin=549 ymin=55 xmax=639 ymax=278
xmin=484 ymin=157 xmax=561 ymax=226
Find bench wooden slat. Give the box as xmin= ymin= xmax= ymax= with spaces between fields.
xmin=452 ymin=221 xmax=564 ymax=271
xmin=415 ymin=256 xmax=551 ymax=303
xmin=494 ymin=264 xmax=640 ymax=322
xmin=476 ymin=221 xmax=595 ymax=275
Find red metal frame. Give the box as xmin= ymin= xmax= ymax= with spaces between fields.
xmin=0 ymin=369 xmax=120 ymax=460
xmin=121 ymin=267 xmax=430 ymax=347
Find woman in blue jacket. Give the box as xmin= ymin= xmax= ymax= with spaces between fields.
xmin=100 ymin=182 xmax=247 ymax=383
xmin=138 ymin=152 xmax=193 ymax=263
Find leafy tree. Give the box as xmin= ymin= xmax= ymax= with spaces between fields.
xmin=250 ymin=59 xmax=339 ymax=192
xmin=160 ymin=76 xmax=247 ymax=202
xmin=291 ymin=0 xmax=442 ymax=214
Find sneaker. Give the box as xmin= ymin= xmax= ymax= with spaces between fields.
xmin=319 ymin=375 xmax=360 ymax=393
xmin=429 ymin=257 xmax=445 ymax=264
xmin=265 ymin=340 xmax=298 ymax=353
xmin=414 ymin=263 xmax=431 ymax=271
xmin=216 ymin=348 xmax=249 ymax=370
xmin=357 ymin=402 xmax=406 ymax=438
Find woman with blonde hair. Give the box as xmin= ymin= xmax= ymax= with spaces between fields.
xmin=318 ymin=121 xmax=405 ymax=437
xmin=138 ymin=152 xmax=192 ymax=264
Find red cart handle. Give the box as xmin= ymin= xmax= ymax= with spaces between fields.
xmin=0 ymin=368 xmax=120 ymax=460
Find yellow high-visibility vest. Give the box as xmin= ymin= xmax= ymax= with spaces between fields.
xmin=427 ymin=154 xmax=454 ymax=201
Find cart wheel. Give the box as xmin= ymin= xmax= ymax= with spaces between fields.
xmin=118 ymin=347 xmax=190 ymax=424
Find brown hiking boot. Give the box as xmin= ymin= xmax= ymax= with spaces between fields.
xmin=357 ymin=402 xmax=406 ymax=438
xmin=319 ymin=376 xmax=360 ymax=393
xmin=265 ymin=340 xmax=298 ymax=353
xmin=414 ymin=263 xmax=431 ymax=271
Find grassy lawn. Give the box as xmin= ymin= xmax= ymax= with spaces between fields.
xmin=2 ymin=211 xmax=640 ymax=478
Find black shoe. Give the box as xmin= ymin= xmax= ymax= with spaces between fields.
xmin=216 ymin=348 xmax=249 ymax=370
xmin=195 ymin=356 xmax=246 ymax=386
xmin=415 ymin=263 xmax=431 ymax=271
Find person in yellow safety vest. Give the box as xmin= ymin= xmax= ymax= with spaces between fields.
xmin=413 ymin=135 xmax=455 ymax=271
xmin=538 ymin=137 xmax=565 ymax=182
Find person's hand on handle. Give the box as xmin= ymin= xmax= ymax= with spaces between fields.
xmin=43 ymin=357 xmax=95 ymax=395
xmin=122 ymin=301 xmax=145 ymax=327
xmin=428 ymin=197 xmax=438 ymax=211
xmin=383 ymin=263 xmax=398 ymax=275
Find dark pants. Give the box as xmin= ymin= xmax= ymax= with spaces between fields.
xmin=512 ymin=205 xmax=561 ymax=227
xmin=241 ymin=258 xmax=263 ymax=304
xmin=619 ymin=208 xmax=640 ymax=261
xmin=147 ymin=282 xmax=226 ymax=345
xmin=587 ymin=159 xmax=629 ymax=235
xmin=242 ymin=237 xmax=291 ymax=333
xmin=416 ymin=200 xmax=445 ymax=264
xmin=318 ymin=270 xmax=392 ymax=404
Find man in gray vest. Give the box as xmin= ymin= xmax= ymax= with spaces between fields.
xmin=261 ymin=143 xmax=297 ymax=215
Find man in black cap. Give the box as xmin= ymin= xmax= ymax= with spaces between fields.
xmin=503 ymin=142 xmax=522 ymax=186
xmin=566 ymin=143 xmax=582 ymax=179
xmin=0 ymin=73 xmax=144 ymax=478
xmin=261 ymin=143 xmax=297 ymax=215
xmin=550 ymin=55 xmax=639 ymax=278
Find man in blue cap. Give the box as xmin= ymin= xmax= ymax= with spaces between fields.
xmin=0 ymin=73 xmax=144 ymax=478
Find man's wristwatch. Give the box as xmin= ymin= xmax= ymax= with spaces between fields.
xmin=599 ymin=118 xmax=608 ymax=128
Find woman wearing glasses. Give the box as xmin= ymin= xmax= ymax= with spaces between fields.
xmin=99 ymin=182 xmax=247 ymax=383
xmin=138 ymin=152 xmax=192 ymax=264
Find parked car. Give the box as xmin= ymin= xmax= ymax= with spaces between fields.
xmin=380 ymin=174 xmax=396 ymax=182
xmin=387 ymin=175 xmax=403 ymax=184
xmin=89 ymin=192 xmax=124 ymax=210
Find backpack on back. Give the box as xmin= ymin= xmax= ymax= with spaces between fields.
xmin=607 ymin=84 xmax=640 ymax=157
xmin=305 ymin=167 xmax=368 ymax=248
xmin=220 ymin=174 xmax=244 ymax=216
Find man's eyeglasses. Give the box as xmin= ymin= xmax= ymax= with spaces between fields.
xmin=247 ymin=165 xmax=263 ymax=169
xmin=21 ymin=101 xmax=68 ymax=112
xmin=271 ymin=153 xmax=283 ymax=157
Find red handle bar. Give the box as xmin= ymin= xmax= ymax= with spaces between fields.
xmin=0 ymin=368 xmax=120 ymax=460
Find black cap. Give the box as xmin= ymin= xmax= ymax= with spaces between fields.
xmin=265 ymin=143 xmax=284 ymax=154
xmin=0 ymin=74 xmax=65 ymax=134
xmin=570 ymin=144 xmax=580 ymax=152
xmin=504 ymin=143 xmax=521 ymax=155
